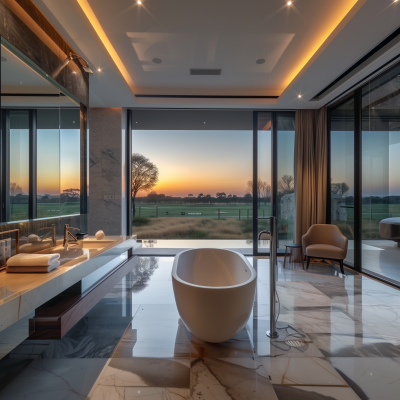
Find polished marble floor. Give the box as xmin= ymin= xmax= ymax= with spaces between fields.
xmin=0 ymin=256 xmax=400 ymax=399
xmin=345 ymin=240 xmax=400 ymax=284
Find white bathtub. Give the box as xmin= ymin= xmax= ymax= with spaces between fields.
xmin=172 ymin=248 xmax=256 ymax=343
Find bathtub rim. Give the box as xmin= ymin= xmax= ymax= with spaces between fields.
xmin=172 ymin=248 xmax=257 ymax=290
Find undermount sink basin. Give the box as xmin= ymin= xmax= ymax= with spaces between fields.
xmin=78 ymin=240 xmax=115 ymax=249
xmin=32 ymin=239 xmax=116 ymax=265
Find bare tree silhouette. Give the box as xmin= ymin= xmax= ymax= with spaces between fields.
xmin=278 ymin=174 xmax=294 ymax=195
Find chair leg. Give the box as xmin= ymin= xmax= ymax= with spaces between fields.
xmin=283 ymin=248 xmax=288 ymax=269
xmin=306 ymin=256 xmax=310 ymax=270
xmin=339 ymin=259 xmax=344 ymax=275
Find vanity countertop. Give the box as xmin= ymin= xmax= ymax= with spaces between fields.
xmin=0 ymin=237 xmax=138 ymax=333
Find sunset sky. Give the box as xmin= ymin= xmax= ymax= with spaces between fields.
xmin=331 ymin=130 xmax=400 ymax=197
xmin=10 ymin=128 xmax=80 ymax=196
xmin=132 ymin=129 xmax=295 ymax=197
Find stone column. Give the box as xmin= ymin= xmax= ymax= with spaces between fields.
xmin=88 ymin=108 xmax=128 ymax=236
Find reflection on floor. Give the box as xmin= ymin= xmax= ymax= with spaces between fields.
xmin=346 ymin=239 xmax=400 ymax=283
xmin=1 ymin=256 xmax=400 ymax=399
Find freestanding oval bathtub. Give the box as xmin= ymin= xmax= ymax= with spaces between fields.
xmin=172 ymin=248 xmax=256 ymax=343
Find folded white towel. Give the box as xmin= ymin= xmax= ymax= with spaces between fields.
xmin=7 ymin=260 xmax=60 ymax=273
xmin=28 ymin=234 xmax=40 ymax=243
xmin=7 ymin=253 xmax=60 ymax=267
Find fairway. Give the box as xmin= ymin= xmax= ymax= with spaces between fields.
xmin=135 ymin=203 xmax=271 ymax=219
xmin=10 ymin=202 xmax=80 ymax=221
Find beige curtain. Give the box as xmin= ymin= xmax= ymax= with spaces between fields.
xmin=294 ymin=107 xmax=327 ymax=244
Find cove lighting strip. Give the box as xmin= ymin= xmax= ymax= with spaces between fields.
xmin=76 ymin=0 xmax=135 ymax=90
xmin=283 ymin=0 xmax=361 ymax=91
xmin=77 ymin=0 xmax=362 ymax=99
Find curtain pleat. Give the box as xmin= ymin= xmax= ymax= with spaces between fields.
xmin=294 ymin=107 xmax=327 ymax=244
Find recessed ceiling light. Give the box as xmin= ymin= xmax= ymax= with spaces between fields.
xmin=298 ymin=94 xmax=302 ymax=98
xmin=73 ymin=71 xmax=76 ymax=74
xmin=287 ymin=1 xmax=292 ymax=5
xmin=137 ymin=0 xmax=141 ymax=4
xmin=256 ymin=59 xmax=266 ymax=65
xmin=98 ymin=68 xmax=101 ymax=71
xmin=152 ymin=58 xmax=162 ymax=64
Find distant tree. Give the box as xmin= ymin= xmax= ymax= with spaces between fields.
xmin=63 ymin=188 xmax=80 ymax=199
xmin=60 ymin=189 xmax=80 ymax=212
xmin=147 ymin=191 xmax=158 ymax=198
xmin=228 ymin=194 xmax=232 ymax=198
xmin=232 ymin=195 xmax=237 ymax=199
xmin=205 ymin=194 xmax=212 ymax=198
xmin=216 ymin=192 xmax=227 ymax=198
xmin=10 ymin=182 xmax=24 ymax=214
xmin=332 ymin=182 xmax=350 ymax=199
xmin=10 ymin=182 xmax=23 ymax=215
xmin=244 ymin=193 xmax=252 ymax=199
xmin=247 ymin=179 xmax=271 ymax=207
xmin=278 ymin=174 xmax=294 ymax=195
xmin=132 ymin=153 xmax=159 ymax=216
xmin=188 ymin=194 xmax=194 ymax=198
xmin=198 ymin=193 xmax=204 ymax=198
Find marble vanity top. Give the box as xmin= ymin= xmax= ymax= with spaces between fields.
xmin=0 ymin=237 xmax=138 ymax=333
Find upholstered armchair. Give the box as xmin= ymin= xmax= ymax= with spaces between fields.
xmin=302 ymin=224 xmax=348 ymax=274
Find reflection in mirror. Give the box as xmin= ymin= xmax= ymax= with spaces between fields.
xmin=1 ymin=43 xmax=81 ymax=224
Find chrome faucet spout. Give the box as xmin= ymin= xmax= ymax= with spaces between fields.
xmin=38 ymin=224 xmax=57 ymax=246
xmin=63 ymin=224 xmax=80 ymax=246
xmin=258 ymin=230 xmax=271 ymax=241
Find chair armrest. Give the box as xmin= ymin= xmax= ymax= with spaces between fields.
xmin=302 ymin=232 xmax=312 ymax=255
xmin=340 ymin=235 xmax=348 ymax=257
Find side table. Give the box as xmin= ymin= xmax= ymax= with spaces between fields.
xmin=283 ymin=244 xmax=304 ymax=270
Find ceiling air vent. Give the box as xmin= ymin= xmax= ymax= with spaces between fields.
xmin=190 ymin=68 xmax=221 ymax=76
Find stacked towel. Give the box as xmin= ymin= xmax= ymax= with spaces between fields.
xmin=6 ymin=253 xmax=61 ymax=273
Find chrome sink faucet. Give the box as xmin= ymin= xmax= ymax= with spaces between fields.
xmin=63 ymin=224 xmax=80 ymax=247
xmin=38 ymin=224 xmax=56 ymax=246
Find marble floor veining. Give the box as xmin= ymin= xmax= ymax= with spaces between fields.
xmin=0 ymin=256 xmax=400 ymax=399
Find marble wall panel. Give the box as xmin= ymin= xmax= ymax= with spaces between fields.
xmin=89 ymin=108 xmax=128 ymax=236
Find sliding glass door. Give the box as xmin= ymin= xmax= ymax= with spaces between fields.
xmin=361 ymin=63 xmax=400 ymax=283
xmin=329 ymin=60 xmax=400 ymax=285
xmin=254 ymin=111 xmax=296 ymax=255
xmin=330 ymin=98 xmax=355 ymax=266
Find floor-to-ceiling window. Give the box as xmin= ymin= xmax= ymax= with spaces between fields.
xmin=257 ymin=112 xmax=272 ymax=253
xmin=131 ymin=110 xmax=253 ymax=247
xmin=277 ymin=112 xmax=296 ymax=250
xmin=131 ymin=109 xmax=295 ymax=251
xmin=329 ymin=61 xmax=400 ymax=284
xmin=361 ymin=63 xmax=400 ymax=282
xmin=330 ymin=98 xmax=355 ymax=265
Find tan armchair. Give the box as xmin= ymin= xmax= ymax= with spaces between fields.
xmin=302 ymin=224 xmax=348 ymax=274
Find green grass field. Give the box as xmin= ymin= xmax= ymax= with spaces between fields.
xmin=133 ymin=202 xmax=400 ymax=240
xmin=10 ymin=202 xmax=80 ymax=221
xmin=135 ymin=203 xmax=270 ymax=219
xmin=332 ymin=204 xmax=400 ymax=240
xmin=132 ymin=203 xmax=296 ymax=240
